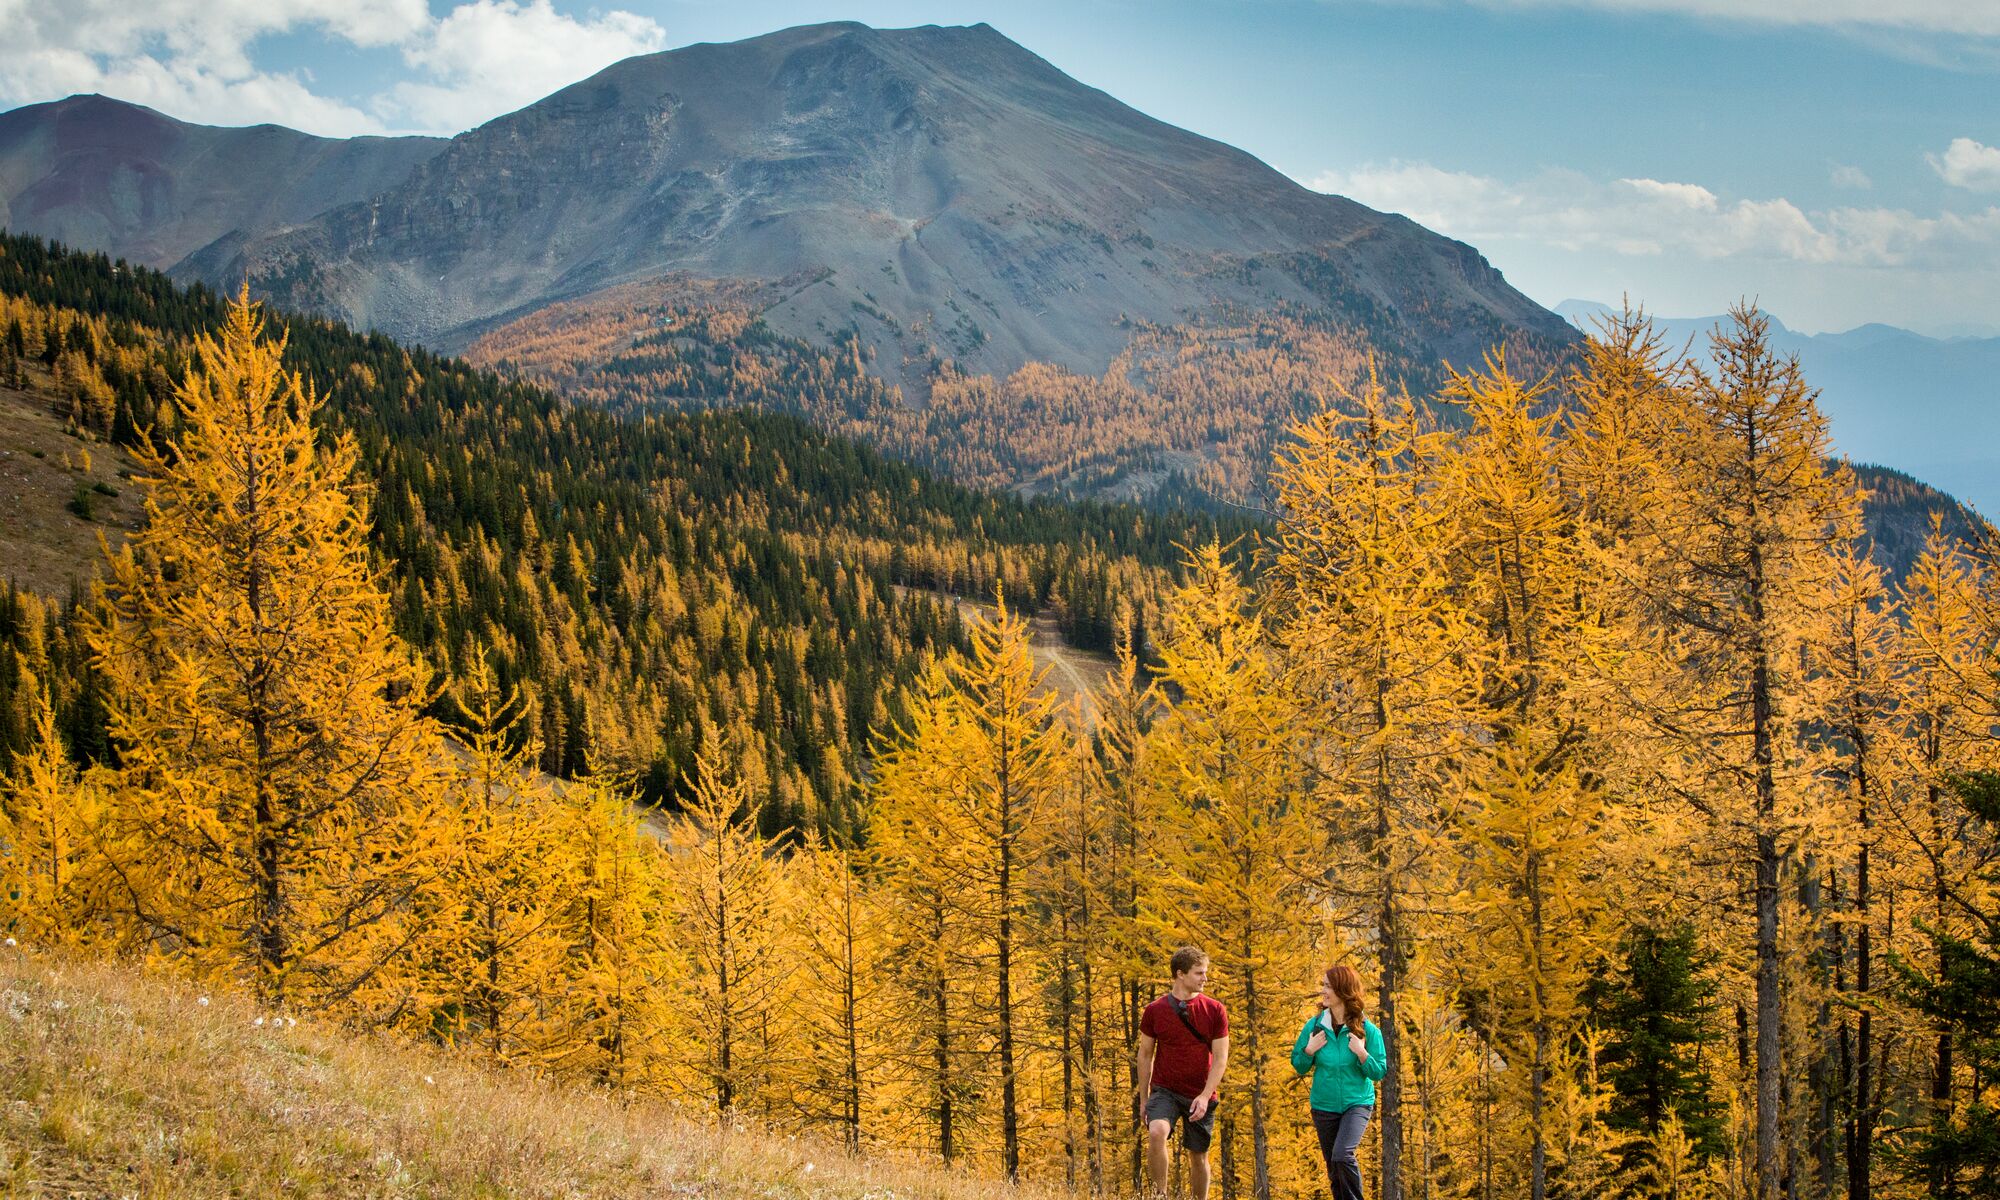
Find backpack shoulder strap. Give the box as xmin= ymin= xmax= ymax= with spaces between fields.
xmin=1170 ymin=998 xmax=1212 ymax=1048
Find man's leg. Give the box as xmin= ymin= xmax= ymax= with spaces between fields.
xmin=1183 ymin=1099 xmax=1217 ymax=1200
xmin=1186 ymin=1147 xmax=1211 ymax=1200
xmin=1146 ymin=1119 xmax=1173 ymax=1196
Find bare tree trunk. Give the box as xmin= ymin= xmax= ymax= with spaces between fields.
xmin=1081 ymin=916 xmax=1105 ymax=1192
xmin=935 ymin=936 xmax=955 ymax=1162
xmin=1375 ymin=724 xmax=1405 ymax=1200
xmin=1061 ymin=931 xmax=1078 ymax=1189
xmin=1529 ymin=850 xmax=1548 ymax=1200
xmin=1127 ymin=977 xmax=1145 ymax=1192
xmin=1839 ymin=721 xmax=1877 ymax=1200
xmin=998 ymin=746 xmax=1020 ymax=1180
xmin=1847 ymin=836 xmax=1875 ymax=1200
xmin=244 ymin=443 xmax=287 ymax=999
xmin=1928 ymin=777 xmax=1954 ymax=1130
xmin=1220 ymin=1108 xmax=1237 ymax=1200
xmin=843 ymin=871 xmax=862 ymax=1152
xmin=1748 ymin=543 xmax=1783 ymax=1200
xmin=1804 ymin=861 xmax=1839 ymax=1199
xmin=1247 ymin=958 xmax=1270 ymax=1200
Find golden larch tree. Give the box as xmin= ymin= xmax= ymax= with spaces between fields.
xmin=1267 ymin=368 xmax=1477 ymax=1200
xmin=1595 ymin=305 xmax=1861 ymax=1200
xmin=1439 ymin=354 xmax=1625 ymax=1199
xmin=877 ymin=601 xmax=1069 ymax=1178
xmin=425 ymin=653 xmax=575 ymax=1063
xmin=1144 ymin=541 xmax=1319 ymax=1200
xmin=787 ymin=833 xmax=884 ymax=1150
xmin=869 ymin=661 xmax=984 ymax=1164
xmin=549 ymin=755 xmax=674 ymax=1089
xmin=86 ymin=287 xmax=449 ymax=1009
xmin=667 ymin=731 xmax=788 ymax=1114
xmin=0 ymin=685 xmax=115 ymax=948
xmin=1889 ymin=523 xmax=2000 ymax=1167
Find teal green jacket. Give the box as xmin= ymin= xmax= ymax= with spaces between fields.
xmin=1290 ymin=1014 xmax=1387 ymax=1112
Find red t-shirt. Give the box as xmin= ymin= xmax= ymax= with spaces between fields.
xmin=1140 ymin=992 xmax=1229 ymax=1098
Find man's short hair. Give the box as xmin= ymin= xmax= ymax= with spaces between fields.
xmin=1170 ymin=946 xmax=1208 ymax=978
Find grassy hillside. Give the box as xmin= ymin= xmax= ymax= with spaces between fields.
xmin=0 ymin=380 xmax=143 ymax=596
xmin=0 ymin=947 xmax=1061 ymax=1199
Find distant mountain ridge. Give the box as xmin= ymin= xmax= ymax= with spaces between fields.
xmin=1557 ymin=300 xmax=2000 ymax=519
xmin=0 ymin=95 xmax=444 ymax=270
xmin=0 ymin=22 xmax=1572 ymax=389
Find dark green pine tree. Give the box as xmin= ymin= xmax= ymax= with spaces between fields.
xmin=1893 ymin=770 xmax=2000 ymax=1200
xmin=1584 ymin=923 xmax=1728 ymax=1160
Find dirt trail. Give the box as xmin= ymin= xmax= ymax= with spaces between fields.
xmin=898 ymin=586 xmax=1118 ymax=726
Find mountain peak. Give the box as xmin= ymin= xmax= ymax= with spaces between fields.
xmin=10 ymin=20 xmax=1569 ymax=385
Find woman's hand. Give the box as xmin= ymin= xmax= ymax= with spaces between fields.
xmin=1306 ymin=1028 xmax=1329 ymax=1055
xmin=1347 ymin=1032 xmax=1368 ymax=1062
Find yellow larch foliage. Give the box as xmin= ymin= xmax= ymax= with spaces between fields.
xmin=1266 ymin=365 xmax=1478 ymax=1200
xmin=548 ymin=755 xmax=674 ymax=1090
xmin=1438 ymin=354 xmax=1626 ymax=1199
xmin=875 ymin=599 xmax=1071 ymax=1179
xmin=665 ymin=731 xmax=788 ymax=1115
xmin=422 ymin=653 xmax=576 ymax=1064
xmin=1587 ymin=305 xmax=1862 ymax=1200
xmin=1143 ymin=541 xmax=1321 ymax=1200
xmin=0 ymin=686 xmax=116 ymax=948
xmin=85 ymin=287 xmax=450 ymax=1010
xmin=867 ymin=661 xmax=986 ymax=1164
xmin=785 ymin=834 xmax=885 ymax=1149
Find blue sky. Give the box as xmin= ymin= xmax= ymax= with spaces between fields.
xmin=6 ymin=0 xmax=2000 ymax=336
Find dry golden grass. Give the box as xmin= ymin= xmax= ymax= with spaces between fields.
xmin=0 ymin=947 xmax=1057 ymax=1199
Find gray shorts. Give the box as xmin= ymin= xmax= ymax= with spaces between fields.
xmin=1145 ymin=1087 xmax=1218 ymax=1154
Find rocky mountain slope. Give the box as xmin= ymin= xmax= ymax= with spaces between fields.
xmin=0 ymin=96 xmax=443 ymax=271
xmin=2 ymin=23 xmax=1575 ymax=387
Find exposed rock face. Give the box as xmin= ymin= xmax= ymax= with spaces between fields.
xmin=166 ymin=21 xmax=1573 ymax=373
xmin=0 ymin=96 xmax=445 ymax=270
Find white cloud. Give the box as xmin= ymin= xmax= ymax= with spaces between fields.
xmin=384 ymin=0 xmax=666 ymax=132
xmin=1622 ymin=177 xmax=1718 ymax=210
xmin=1928 ymin=137 xmax=2000 ymax=191
xmin=1310 ymin=160 xmax=2000 ymax=269
xmin=1437 ymin=0 xmax=2000 ymax=38
xmin=1830 ymin=163 xmax=1872 ymax=189
xmin=0 ymin=0 xmax=666 ymax=137
xmin=0 ymin=0 xmax=427 ymax=133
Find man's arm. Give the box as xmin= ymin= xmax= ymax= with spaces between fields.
xmin=1190 ymin=1036 xmax=1230 ymax=1120
xmin=1135 ymin=1030 xmax=1157 ymax=1102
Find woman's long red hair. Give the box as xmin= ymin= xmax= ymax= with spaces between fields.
xmin=1323 ymin=964 xmax=1367 ymax=1037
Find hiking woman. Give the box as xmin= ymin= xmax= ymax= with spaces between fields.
xmin=1291 ymin=963 xmax=1387 ymax=1200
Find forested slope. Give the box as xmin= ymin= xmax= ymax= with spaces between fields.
xmin=0 ymin=233 xmax=1248 ymax=830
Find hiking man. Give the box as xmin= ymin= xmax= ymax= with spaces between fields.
xmin=1135 ymin=945 xmax=1230 ymax=1199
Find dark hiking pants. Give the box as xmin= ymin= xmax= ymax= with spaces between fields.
xmin=1312 ymin=1104 xmax=1372 ymax=1200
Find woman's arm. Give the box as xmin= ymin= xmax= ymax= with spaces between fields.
xmin=1290 ymin=1019 xmax=1320 ymax=1075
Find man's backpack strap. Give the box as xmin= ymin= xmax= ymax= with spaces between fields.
xmin=1170 ymin=999 xmax=1212 ymax=1048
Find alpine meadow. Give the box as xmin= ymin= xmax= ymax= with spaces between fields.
xmin=2 ymin=14 xmax=1999 ymax=1200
